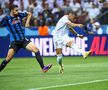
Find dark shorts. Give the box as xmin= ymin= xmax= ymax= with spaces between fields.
xmin=9 ymin=39 xmax=31 ymax=53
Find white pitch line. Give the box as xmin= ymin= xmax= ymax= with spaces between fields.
xmin=28 ymin=78 xmax=108 ymax=90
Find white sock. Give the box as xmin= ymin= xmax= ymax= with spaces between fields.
xmin=57 ymin=54 xmax=63 ymax=67
xmin=71 ymin=43 xmax=84 ymax=55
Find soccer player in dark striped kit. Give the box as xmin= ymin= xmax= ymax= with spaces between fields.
xmin=0 ymin=5 xmax=52 ymax=73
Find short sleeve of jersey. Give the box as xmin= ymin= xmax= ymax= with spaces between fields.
xmin=62 ymin=16 xmax=71 ymax=24
xmin=0 ymin=17 xmax=7 ymax=27
xmin=18 ymin=12 xmax=28 ymax=19
xmin=62 ymin=16 xmax=71 ymax=28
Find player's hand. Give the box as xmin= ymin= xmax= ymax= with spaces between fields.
xmin=25 ymin=24 xmax=30 ymax=27
xmin=78 ymin=24 xmax=84 ymax=27
xmin=27 ymin=12 xmax=32 ymax=16
xmin=77 ymin=34 xmax=84 ymax=39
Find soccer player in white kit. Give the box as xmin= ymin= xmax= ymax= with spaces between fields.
xmin=52 ymin=11 xmax=92 ymax=74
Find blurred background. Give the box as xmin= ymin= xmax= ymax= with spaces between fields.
xmin=0 ymin=0 xmax=108 ymax=57
xmin=0 ymin=0 xmax=108 ymax=35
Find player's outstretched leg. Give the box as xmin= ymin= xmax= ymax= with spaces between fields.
xmin=35 ymin=51 xmax=53 ymax=73
xmin=70 ymin=42 xmax=92 ymax=58
xmin=0 ymin=49 xmax=14 ymax=72
xmin=25 ymin=42 xmax=52 ymax=73
xmin=0 ymin=60 xmax=9 ymax=72
xmin=42 ymin=64 xmax=53 ymax=73
xmin=83 ymin=50 xmax=92 ymax=59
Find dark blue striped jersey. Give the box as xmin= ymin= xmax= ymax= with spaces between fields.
xmin=0 ymin=13 xmax=28 ymax=42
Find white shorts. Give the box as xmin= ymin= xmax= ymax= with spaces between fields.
xmin=53 ymin=34 xmax=73 ymax=49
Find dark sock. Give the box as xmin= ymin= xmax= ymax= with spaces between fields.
xmin=35 ymin=51 xmax=44 ymax=69
xmin=0 ymin=60 xmax=8 ymax=72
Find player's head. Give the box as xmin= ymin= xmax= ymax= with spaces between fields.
xmin=10 ymin=5 xmax=19 ymax=16
xmin=68 ymin=11 xmax=77 ymax=22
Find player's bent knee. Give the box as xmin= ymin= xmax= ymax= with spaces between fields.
xmin=66 ymin=41 xmax=74 ymax=47
xmin=32 ymin=46 xmax=39 ymax=53
xmin=56 ymin=49 xmax=62 ymax=55
xmin=6 ymin=55 xmax=13 ymax=61
xmin=26 ymin=42 xmax=39 ymax=53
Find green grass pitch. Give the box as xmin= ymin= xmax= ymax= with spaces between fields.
xmin=0 ymin=56 xmax=108 ymax=90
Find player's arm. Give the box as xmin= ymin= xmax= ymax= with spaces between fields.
xmin=69 ymin=28 xmax=84 ymax=39
xmin=66 ymin=21 xmax=83 ymax=28
xmin=25 ymin=12 xmax=32 ymax=27
xmin=18 ymin=12 xmax=32 ymax=27
xmin=66 ymin=21 xmax=84 ymax=39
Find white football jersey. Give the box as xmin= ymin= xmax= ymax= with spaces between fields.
xmin=52 ymin=15 xmax=71 ymax=36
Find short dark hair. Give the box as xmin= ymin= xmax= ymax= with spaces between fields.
xmin=68 ymin=11 xmax=77 ymax=16
xmin=9 ymin=5 xmax=18 ymax=11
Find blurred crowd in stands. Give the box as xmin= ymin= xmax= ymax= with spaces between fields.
xmin=0 ymin=0 xmax=108 ymax=35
